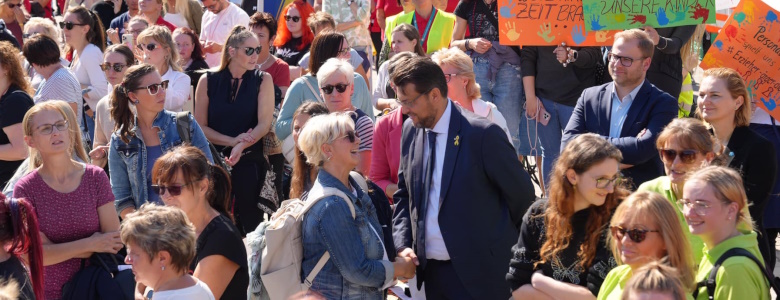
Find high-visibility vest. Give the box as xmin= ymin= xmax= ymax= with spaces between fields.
xmin=385 ymin=9 xmax=456 ymax=54
xmin=679 ymin=72 xmax=694 ymax=117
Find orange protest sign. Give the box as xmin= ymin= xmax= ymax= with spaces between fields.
xmin=497 ymin=0 xmax=619 ymax=46
xmin=700 ymin=0 xmax=780 ymax=120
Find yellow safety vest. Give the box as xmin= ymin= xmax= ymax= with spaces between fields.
xmin=679 ymin=72 xmax=694 ymax=118
xmin=385 ymin=9 xmax=456 ymax=55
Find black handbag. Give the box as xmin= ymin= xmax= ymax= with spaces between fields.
xmin=61 ymin=253 xmax=135 ymax=300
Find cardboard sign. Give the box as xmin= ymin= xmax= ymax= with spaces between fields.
xmin=498 ymin=0 xmax=619 ymax=46
xmin=581 ymin=0 xmax=716 ymax=30
xmin=700 ymin=0 xmax=780 ymax=120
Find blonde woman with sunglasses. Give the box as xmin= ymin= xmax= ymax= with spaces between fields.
xmin=90 ymin=44 xmax=135 ymax=168
xmin=137 ymin=25 xmax=191 ymax=112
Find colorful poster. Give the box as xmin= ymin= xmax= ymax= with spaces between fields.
xmin=700 ymin=0 xmax=780 ymax=120
xmin=498 ymin=0 xmax=619 ymax=46
xmin=581 ymin=0 xmax=716 ymax=30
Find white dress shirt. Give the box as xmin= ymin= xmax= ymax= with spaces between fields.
xmin=423 ymin=100 xmax=452 ymax=260
xmin=199 ymin=3 xmax=250 ymax=67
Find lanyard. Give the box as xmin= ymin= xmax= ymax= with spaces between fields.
xmin=411 ymin=8 xmax=437 ymax=48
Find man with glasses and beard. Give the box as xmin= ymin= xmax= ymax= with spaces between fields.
xmin=562 ymin=29 xmax=677 ymax=188
xmin=198 ymin=0 xmax=248 ymax=67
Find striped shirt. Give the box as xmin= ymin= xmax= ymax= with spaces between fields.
xmin=34 ymin=67 xmax=83 ymax=125
xmin=350 ymin=108 xmax=374 ymax=152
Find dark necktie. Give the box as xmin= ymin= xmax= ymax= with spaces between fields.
xmin=418 ymin=130 xmax=436 ymax=264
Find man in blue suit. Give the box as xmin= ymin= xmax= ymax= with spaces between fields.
xmin=562 ymin=29 xmax=677 ymax=188
xmin=391 ymin=56 xmax=535 ymax=299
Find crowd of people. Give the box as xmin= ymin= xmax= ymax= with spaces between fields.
xmin=0 ymin=0 xmax=777 ymax=299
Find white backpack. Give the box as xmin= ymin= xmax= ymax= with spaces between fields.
xmin=259 ymin=172 xmax=368 ymax=300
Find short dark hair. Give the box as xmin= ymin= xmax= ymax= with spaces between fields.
xmin=23 ymin=34 xmax=61 ymax=66
xmin=390 ymin=56 xmax=447 ymax=98
xmin=249 ymin=12 xmax=277 ymax=37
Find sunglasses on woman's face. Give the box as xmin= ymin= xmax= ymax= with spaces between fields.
xmin=137 ymin=43 xmax=158 ymax=51
xmin=610 ymin=226 xmax=659 ymax=243
xmin=134 ymin=80 xmax=169 ymax=95
xmin=243 ymin=46 xmax=262 ymax=56
xmin=284 ymin=15 xmax=301 ymax=22
xmin=659 ymin=149 xmax=699 ymax=164
xmin=5 ymin=3 xmax=21 ymax=8
xmin=150 ymin=183 xmax=191 ymax=196
xmin=321 ymin=83 xmax=350 ymax=95
xmin=59 ymin=21 xmax=86 ymax=30
xmin=99 ymin=63 xmax=127 ymax=72
xmin=338 ymin=130 xmax=357 ymax=143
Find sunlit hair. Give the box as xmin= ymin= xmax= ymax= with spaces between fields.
xmin=105 ymin=44 xmax=136 ymax=67
xmin=614 ymin=29 xmax=654 ymax=59
xmin=0 ymin=279 xmax=20 ymax=300
xmin=698 ymin=67 xmax=752 ymax=127
xmin=306 ymin=11 xmax=335 ymax=34
xmin=621 ymin=260 xmax=687 ymax=300
xmin=386 ymin=51 xmax=417 ymax=78
xmin=390 ymin=23 xmax=425 ymax=56
xmin=609 ymin=191 xmax=695 ymax=290
xmin=22 ymin=101 xmax=89 ymax=168
xmin=173 ymin=27 xmax=204 ymax=60
xmin=0 ymin=196 xmax=43 ymax=300
xmin=137 ymin=25 xmax=183 ymax=72
xmin=23 ymin=17 xmax=59 ymax=41
xmin=151 ymin=146 xmax=233 ymax=221
xmin=298 ymin=113 xmax=355 ymax=167
xmin=63 ymin=7 xmax=106 ymax=56
xmin=111 ymin=64 xmax=158 ymax=143
xmin=120 ymin=203 xmax=196 ymax=273
xmin=216 ymin=25 xmax=256 ymax=72
xmin=274 ymin=1 xmax=314 ymax=50
xmin=316 ymin=58 xmax=354 ymax=88
xmin=431 ymin=47 xmax=480 ymax=100
xmin=0 ymin=42 xmax=32 ymax=95
xmin=687 ymin=166 xmax=754 ymax=231
xmin=290 ymin=102 xmax=329 ymax=199
xmin=656 ymin=118 xmax=717 ymax=154
xmin=538 ymin=133 xmax=629 ymax=269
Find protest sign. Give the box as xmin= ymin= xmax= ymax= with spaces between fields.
xmin=498 ymin=0 xmax=619 ymax=46
xmin=700 ymin=0 xmax=780 ymax=120
xmin=581 ymin=0 xmax=716 ymax=31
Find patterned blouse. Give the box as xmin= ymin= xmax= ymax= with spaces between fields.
xmin=322 ymin=0 xmax=373 ymax=48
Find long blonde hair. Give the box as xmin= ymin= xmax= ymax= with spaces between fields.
xmin=609 ymin=191 xmax=695 ymax=291
xmin=137 ymin=25 xmax=183 ymax=72
xmin=22 ymin=101 xmax=89 ymax=168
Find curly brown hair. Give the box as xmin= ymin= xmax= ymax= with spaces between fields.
xmin=0 ymin=41 xmax=32 ymax=95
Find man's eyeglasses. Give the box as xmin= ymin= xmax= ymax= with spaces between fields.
xmin=395 ymin=88 xmax=432 ymax=108
xmin=610 ymin=226 xmax=659 ymax=243
xmin=243 ymin=46 xmax=262 ymax=56
xmin=59 ymin=21 xmax=86 ymax=30
xmin=134 ymin=80 xmax=169 ymax=95
xmin=151 ymin=182 xmax=192 ymax=196
xmin=285 ymin=15 xmax=301 ymax=22
xmin=100 ymin=63 xmax=128 ymax=72
xmin=659 ymin=149 xmax=700 ymax=164
xmin=36 ymin=120 xmax=68 ymax=135
xmin=137 ymin=43 xmax=158 ymax=51
xmin=607 ymin=52 xmax=646 ymax=67
xmin=321 ymin=83 xmax=350 ymax=95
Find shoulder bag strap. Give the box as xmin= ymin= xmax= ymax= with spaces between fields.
xmin=695 ymin=248 xmax=779 ymax=300
xmin=175 ymin=111 xmax=192 ymax=144
xmin=302 ymin=77 xmax=324 ymax=103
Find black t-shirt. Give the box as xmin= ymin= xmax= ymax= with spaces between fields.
xmin=0 ymin=256 xmax=36 ymax=300
xmin=274 ymin=37 xmax=310 ymax=67
xmin=189 ymin=214 xmax=249 ymax=300
xmin=454 ymin=0 xmax=499 ymax=41
xmin=91 ymin=0 xmax=127 ymax=33
xmin=185 ymin=58 xmax=210 ymax=91
xmin=0 ymin=86 xmax=34 ymax=187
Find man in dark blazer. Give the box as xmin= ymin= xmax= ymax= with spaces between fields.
xmin=391 ymin=56 xmax=535 ymax=299
xmin=562 ymin=29 xmax=677 ymax=188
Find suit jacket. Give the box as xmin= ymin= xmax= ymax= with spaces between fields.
xmin=727 ymin=126 xmax=777 ymax=229
xmin=369 ymin=108 xmax=404 ymax=195
xmin=561 ymin=80 xmax=677 ymax=188
xmin=392 ymin=103 xmax=535 ymax=299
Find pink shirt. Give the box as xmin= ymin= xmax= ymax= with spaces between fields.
xmin=369 ymin=108 xmax=404 ymax=200
xmin=14 ymin=164 xmax=114 ymax=299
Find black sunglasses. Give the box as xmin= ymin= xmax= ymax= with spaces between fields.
xmin=134 ymin=80 xmax=169 ymax=95
xmin=137 ymin=43 xmax=158 ymax=51
xmin=243 ymin=46 xmax=262 ymax=56
xmin=99 ymin=63 xmax=128 ymax=72
xmin=659 ymin=149 xmax=700 ymax=164
xmin=339 ymin=130 xmax=357 ymax=143
xmin=5 ymin=3 xmax=20 ymax=8
xmin=59 ymin=21 xmax=87 ymax=30
xmin=150 ymin=183 xmax=191 ymax=196
xmin=610 ymin=226 xmax=659 ymax=244
xmin=321 ymin=83 xmax=350 ymax=95
xmin=285 ymin=15 xmax=301 ymax=22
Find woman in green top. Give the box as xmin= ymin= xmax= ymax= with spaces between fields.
xmin=597 ymin=191 xmax=695 ymax=300
xmin=682 ymin=166 xmax=769 ymax=300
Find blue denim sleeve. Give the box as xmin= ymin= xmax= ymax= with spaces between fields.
xmin=187 ymin=113 xmax=214 ymax=163
xmin=109 ymin=136 xmax=135 ymax=214
xmin=313 ymin=196 xmax=390 ymax=288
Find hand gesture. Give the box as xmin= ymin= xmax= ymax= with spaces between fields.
xmin=226 ymin=142 xmax=246 ymax=166
xmin=470 ymin=38 xmax=492 ymax=54
xmin=106 ymin=28 xmax=120 ymax=44
xmin=89 ymin=231 xmax=123 ymax=254
xmin=642 ymin=26 xmax=660 ymax=45
xmin=394 ymin=256 xmax=416 ymax=279
xmin=234 ymin=128 xmax=255 ymax=146
xmin=553 ymin=44 xmax=570 ymax=64
xmin=397 ymin=247 xmax=419 ymax=266
xmin=89 ymin=145 xmax=110 ymax=160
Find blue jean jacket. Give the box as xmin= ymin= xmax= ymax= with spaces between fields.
xmin=108 ymin=110 xmax=212 ymax=214
xmin=302 ymin=170 xmax=394 ymax=299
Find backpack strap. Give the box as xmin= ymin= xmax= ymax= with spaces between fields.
xmin=349 ymin=171 xmax=369 ymax=192
xmin=302 ymin=77 xmax=324 ymax=103
xmin=693 ymin=248 xmax=780 ymax=300
xmin=175 ymin=111 xmax=192 ymax=144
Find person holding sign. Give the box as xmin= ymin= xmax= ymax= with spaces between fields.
xmin=561 ymin=29 xmax=677 ymax=189
xmin=641 ymin=25 xmax=697 ymax=99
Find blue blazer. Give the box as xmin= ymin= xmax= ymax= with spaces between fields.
xmin=561 ymin=80 xmax=677 ymax=187
xmin=392 ymin=103 xmax=535 ymax=299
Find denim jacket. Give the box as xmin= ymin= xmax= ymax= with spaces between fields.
xmin=301 ymin=170 xmax=394 ymax=300
xmin=109 ymin=110 xmax=212 ymax=214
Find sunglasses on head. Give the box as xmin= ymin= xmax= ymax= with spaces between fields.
xmin=99 ymin=63 xmax=128 ymax=72
xmin=137 ymin=43 xmax=158 ymax=51
xmin=150 ymin=183 xmax=191 ymax=196
xmin=610 ymin=226 xmax=659 ymax=244
xmin=59 ymin=21 xmax=86 ymax=30
xmin=285 ymin=15 xmax=301 ymax=22
xmin=338 ymin=130 xmax=357 ymax=143
xmin=321 ymin=83 xmax=350 ymax=95
xmin=659 ymin=149 xmax=700 ymax=164
xmin=242 ymin=46 xmax=262 ymax=56
xmin=134 ymin=80 xmax=169 ymax=95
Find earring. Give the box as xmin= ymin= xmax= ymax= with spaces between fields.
xmin=326 ymin=155 xmax=332 ymax=161
xmin=161 ymin=265 xmax=165 ymax=271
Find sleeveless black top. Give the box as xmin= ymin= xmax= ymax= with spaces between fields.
xmin=206 ymin=68 xmax=266 ymax=154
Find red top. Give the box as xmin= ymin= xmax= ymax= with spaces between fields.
xmin=413 ymin=10 xmax=433 ymax=52
xmin=264 ymin=57 xmax=291 ymax=88
xmin=377 ymin=0 xmax=403 ymax=20
xmin=23 ymin=0 xmax=53 ymax=19
xmin=445 ymin=0 xmax=458 ymax=12
xmin=155 ymin=16 xmax=177 ymax=32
